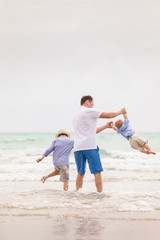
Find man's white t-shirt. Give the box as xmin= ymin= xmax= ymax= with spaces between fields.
xmin=72 ymin=106 xmax=103 ymax=151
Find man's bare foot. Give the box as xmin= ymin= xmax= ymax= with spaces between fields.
xmin=41 ymin=176 xmax=47 ymax=183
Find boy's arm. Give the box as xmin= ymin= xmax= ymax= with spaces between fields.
xmin=36 ymin=141 xmax=55 ymax=163
xmin=36 ymin=154 xmax=46 ymax=163
xmin=123 ymin=112 xmax=128 ymax=119
xmin=110 ymin=122 xmax=117 ymax=131
xmin=96 ymin=122 xmax=113 ymax=134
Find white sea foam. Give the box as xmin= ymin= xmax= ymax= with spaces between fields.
xmin=0 ymin=132 xmax=160 ymax=219
xmin=1 ymin=188 xmax=160 ymax=217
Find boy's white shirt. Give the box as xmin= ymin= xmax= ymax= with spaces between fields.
xmin=72 ymin=106 xmax=103 ymax=151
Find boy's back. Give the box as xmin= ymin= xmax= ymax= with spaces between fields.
xmin=44 ymin=135 xmax=74 ymax=166
xmin=116 ymin=119 xmax=135 ymax=140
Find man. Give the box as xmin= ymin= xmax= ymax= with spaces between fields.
xmin=72 ymin=95 xmax=126 ymax=192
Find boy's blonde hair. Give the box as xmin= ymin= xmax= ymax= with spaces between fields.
xmin=115 ymin=119 xmax=124 ymax=129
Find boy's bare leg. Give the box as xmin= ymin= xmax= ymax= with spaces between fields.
xmin=63 ymin=182 xmax=68 ymax=191
xmin=41 ymin=171 xmax=59 ymax=183
xmin=144 ymin=143 xmax=151 ymax=151
xmin=141 ymin=149 xmax=150 ymax=154
xmin=76 ymin=173 xmax=85 ymax=190
xmin=141 ymin=143 xmax=156 ymax=155
xmin=94 ymin=172 xmax=103 ymax=192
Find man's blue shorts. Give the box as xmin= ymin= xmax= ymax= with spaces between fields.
xmin=74 ymin=149 xmax=103 ymax=174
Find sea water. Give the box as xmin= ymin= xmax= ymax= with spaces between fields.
xmin=0 ymin=132 xmax=160 ymax=220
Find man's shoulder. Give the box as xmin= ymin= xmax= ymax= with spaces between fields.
xmin=82 ymin=107 xmax=102 ymax=116
xmin=74 ymin=106 xmax=100 ymax=113
xmin=73 ymin=107 xmax=102 ymax=123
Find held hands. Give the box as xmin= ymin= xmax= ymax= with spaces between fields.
xmin=110 ymin=122 xmax=114 ymax=128
xmin=105 ymin=121 xmax=113 ymax=128
xmin=110 ymin=122 xmax=117 ymax=131
xmin=121 ymin=108 xmax=127 ymax=115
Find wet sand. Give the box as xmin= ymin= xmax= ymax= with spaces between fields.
xmin=1 ymin=214 xmax=160 ymax=240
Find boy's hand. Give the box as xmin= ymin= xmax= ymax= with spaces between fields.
xmin=121 ymin=108 xmax=127 ymax=114
xmin=110 ymin=122 xmax=116 ymax=129
xmin=110 ymin=122 xmax=117 ymax=130
xmin=36 ymin=158 xmax=42 ymax=163
xmin=122 ymin=108 xmax=128 ymax=119
xmin=105 ymin=121 xmax=113 ymax=128
xmin=110 ymin=122 xmax=114 ymax=128
xmin=36 ymin=155 xmax=45 ymax=163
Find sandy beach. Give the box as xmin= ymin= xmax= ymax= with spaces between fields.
xmin=1 ymin=132 xmax=160 ymax=239
xmin=1 ymin=213 xmax=160 ymax=240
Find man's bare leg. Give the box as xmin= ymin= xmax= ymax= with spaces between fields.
xmin=41 ymin=171 xmax=59 ymax=183
xmin=94 ymin=172 xmax=103 ymax=192
xmin=76 ymin=173 xmax=85 ymax=190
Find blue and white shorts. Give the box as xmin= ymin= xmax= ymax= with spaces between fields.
xmin=74 ymin=148 xmax=103 ymax=174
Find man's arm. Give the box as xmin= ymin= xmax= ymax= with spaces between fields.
xmin=96 ymin=122 xmax=113 ymax=134
xmin=99 ymin=108 xmax=126 ymax=119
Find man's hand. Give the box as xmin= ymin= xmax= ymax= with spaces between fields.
xmin=96 ymin=121 xmax=113 ymax=133
xmin=110 ymin=122 xmax=117 ymax=131
xmin=105 ymin=121 xmax=113 ymax=128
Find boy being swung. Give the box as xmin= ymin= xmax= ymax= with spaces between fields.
xmin=110 ymin=109 xmax=156 ymax=155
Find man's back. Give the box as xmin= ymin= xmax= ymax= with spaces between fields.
xmin=73 ymin=106 xmax=102 ymax=151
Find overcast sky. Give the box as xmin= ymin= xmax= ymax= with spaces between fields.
xmin=0 ymin=0 xmax=160 ymax=132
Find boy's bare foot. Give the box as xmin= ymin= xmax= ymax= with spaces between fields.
xmin=41 ymin=176 xmax=47 ymax=183
xmin=149 ymin=151 xmax=156 ymax=155
xmin=142 ymin=149 xmax=156 ymax=155
xmin=63 ymin=182 xmax=68 ymax=191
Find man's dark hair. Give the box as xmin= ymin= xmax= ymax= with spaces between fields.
xmin=80 ymin=95 xmax=93 ymax=105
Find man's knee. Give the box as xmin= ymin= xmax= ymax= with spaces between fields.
xmin=77 ymin=173 xmax=85 ymax=180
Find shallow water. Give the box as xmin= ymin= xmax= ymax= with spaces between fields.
xmin=0 ymin=132 xmax=160 ymax=220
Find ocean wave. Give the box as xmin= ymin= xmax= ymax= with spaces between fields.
xmin=0 ymin=138 xmax=39 ymax=143
xmin=102 ymin=165 xmax=160 ymax=173
xmin=101 ymin=149 xmax=159 ymax=160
